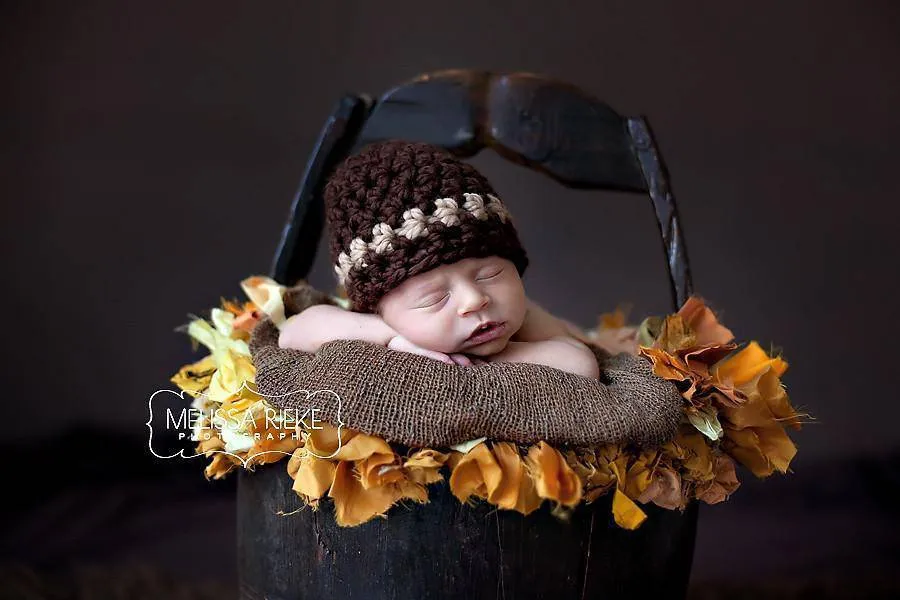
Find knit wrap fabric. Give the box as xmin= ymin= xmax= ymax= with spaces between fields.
xmin=323 ymin=140 xmax=530 ymax=314
xmin=248 ymin=283 xmax=684 ymax=449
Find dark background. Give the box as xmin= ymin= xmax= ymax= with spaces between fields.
xmin=3 ymin=0 xmax=899 ymax=597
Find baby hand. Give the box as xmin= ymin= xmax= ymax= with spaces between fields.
xmin=447 ymin=353 xmax=488 ymax=367
xmin=387 ymin=336 xmax=485 ymax=367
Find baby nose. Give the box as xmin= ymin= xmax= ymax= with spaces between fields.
xmin=458 ymin=288 xmax=490 ymax=315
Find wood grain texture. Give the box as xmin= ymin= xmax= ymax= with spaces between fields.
xmin=270 ymin=94 xmax=371 ymax=286
xmin=238 ymin=461 xmax=697 ymax=600
xmin=352 ymin=70 xmax=646 ymax=191
xmin=627 ymin=117 xmax=694 ymax=308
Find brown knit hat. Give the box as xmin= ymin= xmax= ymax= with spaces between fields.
xmin=323 ymin=140 xmax=529 ymax=313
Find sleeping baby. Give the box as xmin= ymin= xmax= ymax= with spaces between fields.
xmin=280 ymin=255 xmax=599 ymax=378
xmin=277 ymin=140 xmax=599 ymax=380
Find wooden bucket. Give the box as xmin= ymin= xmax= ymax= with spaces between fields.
xmin=237 ymin=461 xmax=697 ymax=599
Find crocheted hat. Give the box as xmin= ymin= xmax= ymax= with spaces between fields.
xmin=323 ymin=140 xmax=530 ymax=313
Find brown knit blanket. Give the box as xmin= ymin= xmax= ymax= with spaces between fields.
xmin=249 ymin=282 xmax=684 ymax=449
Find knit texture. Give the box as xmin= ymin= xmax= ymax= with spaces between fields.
xmin=323 ymin=140 xmax=529 ymax=313
xmin=249 ymin=282 xmax=684 ymax=449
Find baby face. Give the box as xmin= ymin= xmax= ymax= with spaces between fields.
xmin=376 ymin=256 xmax=527 ymax=356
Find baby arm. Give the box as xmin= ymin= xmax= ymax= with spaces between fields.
xmin=278 ymin=305 xmax=481 ymax=366
xmin=278 ymin=305 xmax=397 ymax=352
xmin=490 ymin=336 xmax=600 ymax=379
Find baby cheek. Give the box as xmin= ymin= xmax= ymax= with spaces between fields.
xmin=397 ymin=316 xmax=450 ymax=351
xmin=425 ymin=322 xmax=459 ymax=352
xmin=432 ymin=322 xmax=465 ymax=352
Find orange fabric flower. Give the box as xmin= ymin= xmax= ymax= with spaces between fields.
xmin=524 ymin=441 xmax=583 ymax=508
xmin=677 ymin=297 xmax=735 ymax=346
xmin=563 ymin=444 xmax=647 ymax=529
xmin=244 ymin=415 xmax=302 ymax=469
xmin=403 ymin=449 xmax=451 ymax=486
xmin=328 ymin=461 xmax=405 ymax=526
xmin=713 ymin=343 xmax=802 ymax=477
xmin=288 ymin=449 xmax=336 ymax=506
xmin=204 ymin=453 xmax=239 ymax=480
xmin=448 ymin=442 xmax=504 ymax=505
xmin=173 ymin=291 xmax=806 ymax=531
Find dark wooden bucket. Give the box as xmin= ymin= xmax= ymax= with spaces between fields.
xmin=237 ymin=461 xmax=697 ymax=600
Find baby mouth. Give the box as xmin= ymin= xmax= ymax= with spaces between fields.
xmin=465 ymin=321 xmax=506 ymax=344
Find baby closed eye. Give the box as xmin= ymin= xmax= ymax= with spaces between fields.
xmin=477 ymin=269 xmax=503 ymax=281
xmin=416 ymin=293 xmax=450 ymax=309
xmin=413 ymin=268 xmax=502 ymax=309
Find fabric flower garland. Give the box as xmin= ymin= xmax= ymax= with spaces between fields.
xmin=169 ymin=277 xmax=809 ymax=529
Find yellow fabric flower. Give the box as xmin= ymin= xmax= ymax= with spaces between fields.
xmin=327 ymin=460 xmax=431 ymax=527
xmin=672 ymin=429 xmax=716 ymax=483
xmin=171 ymin=287 xmax=806 ymax=531
xmin=286 ymin=423 xmax=436 ymax=526
xmin=599 ymin=307 xmax=628 ymax=330
xmin=207 ymin=351 xmax=257 ymax=405
xmin=562 ymin=444 xmax=645 ymax=529
xmin=244 ymin=412 xmax=302 ymax=469
xmin=695 ymin=454 xmax=741 ymax=504
xmin=194 ymin=419 xmax=225 ymax=455
xmin=204 ymin=453 xmax=239 ymax=480
xmin=623 ymin=449 xmax=658 ymax=500
xmin=169 ymin=354 xmax=216 ymax=398
xmin=564 ymin=444 xmax=620 ymax=500
xmin=332 ymin=432 xmax=394 ymax=462
xmin=723 ymin=424 xmax=797 ymax=478
xmin=606 ymin=459 xmax=648 ymax=530
xmin=288 ymin=448 xmax=336 ymax=506
xmin=240 ymin=275 xmax=287 ymax=329
xmin=355 ymin=449 xmax=404 ymax=489
xmin=654 ymin=314 xmax=698 ymax=353
xmin=303 ymin=422 xmax=356 ymax=458
xmin=403 ymin=449 xmax=450 ymax=486
xmin=184 ymin=316 xmax=257 ymax=405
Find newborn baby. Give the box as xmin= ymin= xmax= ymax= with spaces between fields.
xmin=280 ymin=139 xmax=598 ymax=378
xmin=279 ymin=255 xmax=599 ymax=379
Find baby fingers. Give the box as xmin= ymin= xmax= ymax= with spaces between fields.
xmin=448 ymin=353 xmax=474 ymax=366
